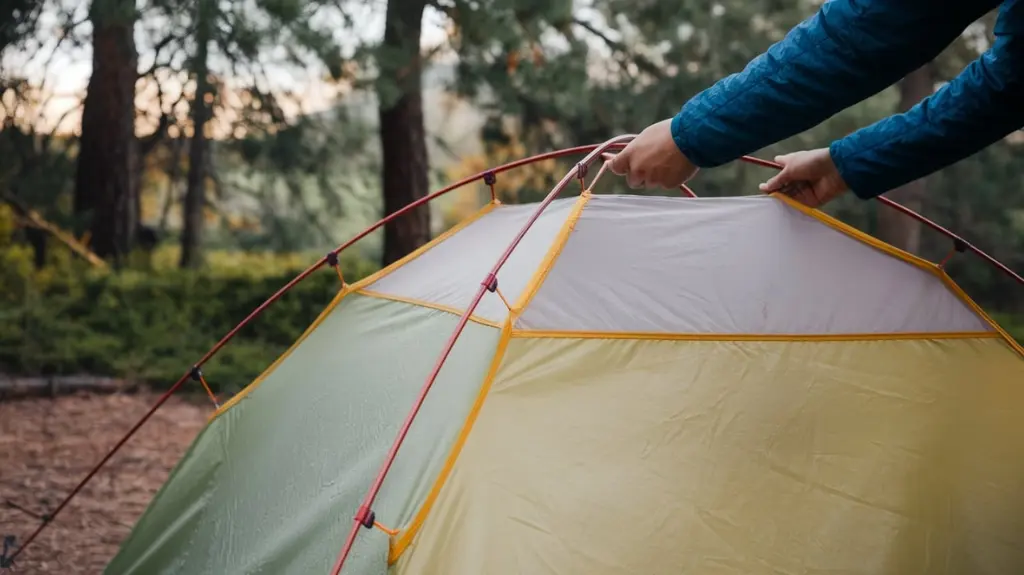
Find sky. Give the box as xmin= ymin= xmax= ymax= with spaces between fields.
xmin=1 ymin=1 xmax=456 ymax=134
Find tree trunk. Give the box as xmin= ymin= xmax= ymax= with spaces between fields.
xmin=73 ymin=0 xmax=138 ymax=265
xmin=179 ymin=0 xmax=212 ymax=269
xmin=379 ymin=0 xmax=431 ymax=267
xmin=877 ymin=64 xmax=932 ymax=253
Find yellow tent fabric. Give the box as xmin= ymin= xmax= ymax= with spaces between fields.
xmin=108 ymin=191 xmax=1024 ymax=575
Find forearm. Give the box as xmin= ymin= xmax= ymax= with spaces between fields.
xmin=671 ymin=0 xmax=998 ymax=168
xmin=831 ymin=34 xmax=1024 ymax=199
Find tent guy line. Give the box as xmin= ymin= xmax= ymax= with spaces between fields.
xmin=2 ymin=135 xmax=1020 ymax=571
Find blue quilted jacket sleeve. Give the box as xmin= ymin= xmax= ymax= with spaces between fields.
xmin=670 ymin=0 xmax=1013 ymax=197
xmin=831 ymin=0 xmax=1024 ymax=198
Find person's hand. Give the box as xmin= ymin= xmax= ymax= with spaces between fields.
xmin=609 ymin=118 xmax=699 ymax=189
xmin=759 ymin=148 xmax=850 ymax=208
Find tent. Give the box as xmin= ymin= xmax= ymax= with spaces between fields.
xmin=101 ymin=182 xmax=1024 ymax=574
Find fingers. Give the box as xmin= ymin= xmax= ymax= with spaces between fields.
xmin=758 ymin=166 xmax=792 ymax=192
xmin=789 ymin=184 xmax=822 ymax=208
xmin=626 ymin=169 xmax=647 ymax=189
xmin=608 ymin=150 xmax=630 ymax=175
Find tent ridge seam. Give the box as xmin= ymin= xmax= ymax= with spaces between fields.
xmin=206 ymin=284 xmax=353 ymax=422
xmin=508 ymin=330 xmax=1004 ymax=342
xmin=388 ymin=320 xmax=514 ymax=563
xmin=355 ymin=289 xmax=502 ymax=329
xmin=771 ymin=193 xmax=1016 ymax=346
xmin=388 ymin=193 xmax=592 ymax=563
xmin=510 ymin=191 xmax=592 ymax=321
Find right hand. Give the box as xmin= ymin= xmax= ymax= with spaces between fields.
xmin=759 ymin=148 xmax=850 ymax=208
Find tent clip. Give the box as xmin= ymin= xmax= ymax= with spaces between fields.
xmin=190 ymin=366 xmax=220 ymax=408
xmin=483 ymin=273 xmax=498 ymax=293
xmin=484 ymin=171 xmax=497 ymax=201
xmin=325 ymin=251 xmax=345 ymax=285
xmin=939 ymin=238 xmax=969 ymax=268
xmin=1 ymin=535 xmax=15 ymax=569
xmin=354 ymin=505 xmax=375 ymax=530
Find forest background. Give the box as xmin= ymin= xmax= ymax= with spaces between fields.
xmin=1 ymin=0 xmax=1021 ymax=399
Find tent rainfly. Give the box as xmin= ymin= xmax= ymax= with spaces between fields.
xmin=102 ymin=186 xmax=1024 ymax=575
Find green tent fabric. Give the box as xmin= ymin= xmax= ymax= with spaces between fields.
xmin=106 ymin=293 xmax=501 ymax=574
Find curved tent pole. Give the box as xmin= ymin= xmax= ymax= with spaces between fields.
xmin=6 ymin=136 xmax=1019 ymax=569
xmin=2 ymin=143 xmax=617 ymax=568
xmin=327 ymin=135 xmax=1022 ymax=574
xmin=738 ymin=155 xmax=1024 ymax=286
xmin=326 ymin=134 xmax=639 ymax=574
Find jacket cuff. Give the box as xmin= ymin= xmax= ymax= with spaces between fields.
xmin=671 ymin=112 xmax=710 ymax=167
xmin=829 ymin=140 xmax=883 ymax=200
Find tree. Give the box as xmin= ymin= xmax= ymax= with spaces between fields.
xmin=179 ymin=0 xmax=214 ymax=268
xmin=73 ymin=0 xmax=138 ymax=264
xmin=377 ymin=0 xmax=432 ymax=265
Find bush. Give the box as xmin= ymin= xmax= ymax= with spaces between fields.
xmin=0 ymin=218 xmax=378 ymax=398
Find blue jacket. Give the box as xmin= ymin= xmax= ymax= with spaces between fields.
xmin=670 ymin=0 xmax=1024 ymax=199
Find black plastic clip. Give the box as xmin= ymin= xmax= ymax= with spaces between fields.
xmin=953 ymin=238 xmax=967 ymax=253
xmin=189 ymin=365 xmax=203 ymax=382
xmin=1 ymin=535 xmax=16 ymax=569
xmin=325 ymin=251 xmax=339 ymax=267
xmin=355 ymin=505 xmax=375 ymax=529
xmin=483 ymin=273 xmax=498 ymax=293
xmin=483 ymin=171 xmax=497 ymax=186
xmin=575 ymin=162 xmax=588 ymax=180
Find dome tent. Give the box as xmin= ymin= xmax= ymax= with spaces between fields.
xmin=101 ymin=175 xmax=1024 ymax=574
xmin=0 ymin=140 xmax=1009 ymax=573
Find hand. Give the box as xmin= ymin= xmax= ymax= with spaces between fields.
xmin=609 ymin=118 xmax=699 ymax=189
xmin=759 ymin=148 xmax=850 ymax=208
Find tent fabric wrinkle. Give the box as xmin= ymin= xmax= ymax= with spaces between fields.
xmin=104 ymin=190 xmax=1023 ymax=575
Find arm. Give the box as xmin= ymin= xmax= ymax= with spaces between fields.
xmin=831 ymin=0 xmax=1024 ymax=199
xmin=670 ymin=0 xmax=1001 ymax=168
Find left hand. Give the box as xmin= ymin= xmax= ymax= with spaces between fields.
xmin=609 ymin=119 xmax=699 ymax=189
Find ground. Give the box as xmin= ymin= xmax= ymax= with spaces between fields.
xmin=0 ymin=392 xmax=210 ymax=574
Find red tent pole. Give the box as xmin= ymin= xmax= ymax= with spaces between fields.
xmin=739 ymin=155 xmax=1023 ymax=286
xmin=3 ymin=144 xmax=614 ymax=568
xmin=326 ymin=134 xmax=639 ymax=575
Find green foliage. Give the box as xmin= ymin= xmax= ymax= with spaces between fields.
xmin=0 ymin=217 xmax=379 ymax=396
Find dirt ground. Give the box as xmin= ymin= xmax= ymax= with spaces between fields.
xmin=0 ymin=392 xmax=210 ymax=574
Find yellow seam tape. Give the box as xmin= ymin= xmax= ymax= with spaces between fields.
xmin=207 ymin=285 xmax=352 ymax=422
xmin=356 ymin=289 xmax=502 ymax=329
xmin=934 ymin=270 xmax=1024 ymax=358
xmin=388 ymin=320 xmax=513 ymax=563
xmin=389 ymin=192 xmax=589 ymax=563
xmin=206 ymin=201 xmax=499 ymax=423
xmin=509 ymin=330 xmax=1002 ymax=342
xmin=771 ymin=192 xmax=1020 ymax=357
xmin=346 ymin=201 xmax=498 ymax=293
xmin=771 ymin=192 xmax=937 ymax=274
xmin=511 ymin=191 xmax=591 ymax=318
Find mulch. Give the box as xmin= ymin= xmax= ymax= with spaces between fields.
xmin=0 ymin=392 xmax=211 ymax=574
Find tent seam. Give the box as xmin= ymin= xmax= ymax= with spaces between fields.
xmin=355 ymin=289 xmax=503 ymax=329
xmin=387 ymin=192 xmax=591 ymax=564
xmin=770 ymin=192 xmax=1017 ymax=346
xmin=346 ymin=200 xmax=499 ymax=293
xmin=387 ymin=319 xmax=513 ymax=564
xmin=511 ymin=191 xmax=592 ymax=319
xmin=934 ymin=271 xmax=1024 ymax=358
xmin=205 ymin=284 xmax=354 ymax=422
xmin=205 ymin=202 xmax=500 ymax=423
xmin=508 ymin=330 xmax=1004 ymax=342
